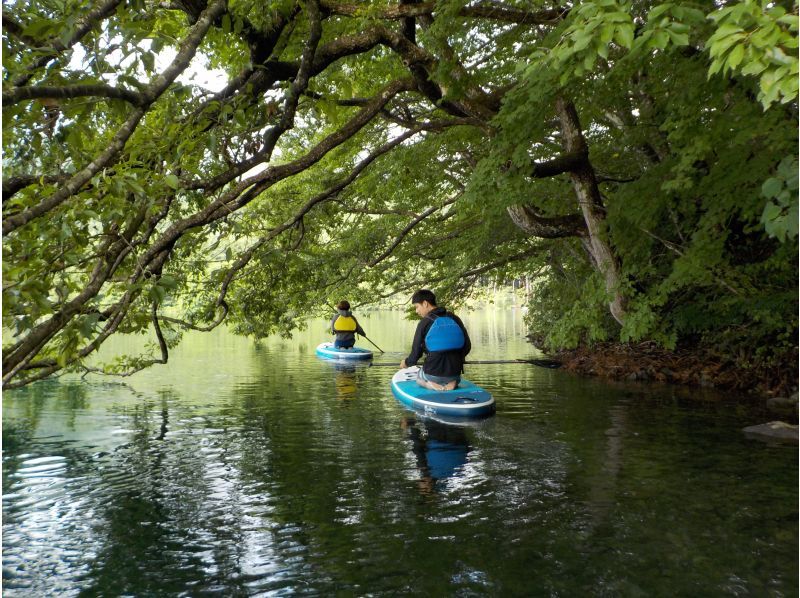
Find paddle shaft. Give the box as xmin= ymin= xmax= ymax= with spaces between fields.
xmin=360 ymin=335 xmax=385 ymax=353
xmin=370 ymin=358 xmax=560 ymax=368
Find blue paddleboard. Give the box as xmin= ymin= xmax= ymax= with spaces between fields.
xmin=390 ymin=367 xmax=495 ymax=418
xmin=315 ymin=342 xmax=373 ymax=361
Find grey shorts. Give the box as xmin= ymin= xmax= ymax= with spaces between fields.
xmin=418 ymin=369 xmax=460 ymax=385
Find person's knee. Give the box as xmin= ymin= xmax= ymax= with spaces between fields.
xmin=415 ymin=374 xmax=434 ymax=390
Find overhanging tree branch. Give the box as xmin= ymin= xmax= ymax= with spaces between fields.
xmin=189 ymin=78 xmax=416 ymax=230
xmin=530 ymin=150 xmax=589 ymax=178
xmin=2 ymin=0 xmax=227 ymax=236
xmin=3 ymin=174 xmax=70 ymax=203
xmin=2 ymin=83 xmax=144 ymax=107
xmin=319 ymin=1 xmax=567 ymax=24
xmin=11 ymin=0 xmax=126 ymax=88
xmin=79 ymin=299 xmax=169 ymax=379
xmin=154 ymin=114 xmax=471 ymax=333
xmin=370 ymin=245 xmax=545 ymax=301
xmin=3 ymin=77 xmax=418 ymax=383
xmin=506 ymin=204 xmax=586 ymax=238
xmin=2 ymin=181 xmax=177 ymax=381
xmin=367 ymin=196 xmax=459 ymax=267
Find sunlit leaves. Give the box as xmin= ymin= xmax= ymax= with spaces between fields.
xmin=630 ymin=3 xmax=705 ymax=54
xmin=707 ymin=1 xmax=799 ymax=108
xmin=523 ymin=0 xmax=797 ymax=113
xmin=543 ymin=0 xmax=636 ymax=83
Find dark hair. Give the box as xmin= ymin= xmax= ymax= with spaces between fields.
xmin=336 ymin=300 xmax=350 ymax=310
xmin=410 ymin=289 xmax=436 ymax=305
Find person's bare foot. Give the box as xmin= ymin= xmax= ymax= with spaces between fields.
xmin=432 ymin=381 xmax=457 ymax=391
xmin=417 ymin=379 xmax=458 ymax=392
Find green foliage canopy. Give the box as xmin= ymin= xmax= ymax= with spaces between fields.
xmin=3 ymin=0 xmax=797 ymax=388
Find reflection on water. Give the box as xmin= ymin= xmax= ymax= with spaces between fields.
xmin=402 ymin=417 xmax=471 ymax=495
xmin=3 ymin=310 xmax=797 ymax=596
xmin=324 ymin=361 xmax=365 ymax=400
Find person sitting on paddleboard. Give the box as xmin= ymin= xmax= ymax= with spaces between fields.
xmin=399 ymin=289 xmax=471 ymax=392
xmin=330 ymin=300 xmax=366 ymax=349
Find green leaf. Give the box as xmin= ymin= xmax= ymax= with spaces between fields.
xmin=23 ymin=18 xmax=56 ymax=38
xmin=573 ymin=34 xmax=593 ymax=51
xmin=149 ymin=284 xmax=166 ymax=304
xmin=159 ymin=275 xmax=178 ymax=289
xmin=126 ymin=178 xmax=146 ymax=195
xmin=726 ymin=44 xmax=745 ymax=69
xmin=600 ymin=24 xmax=615 ymax=44
xmin=665 ymin=29 xmax=690 ymax=47
xmin=681 ymin=8 xmax=707 ymax=25
xmin=761 ymin=177 xmax=782 ymax=198
xmin=707 ymin=31 xmax=745 ymax=57
xmin=647 ymin=4 xmax=672 ymax=20
xmin=142 ymin=51 xmax=155 ymax=73
xmin=740 ymin=59 xmax=768 ymax=76
xmin=59 ymin=27 xmax=74 ymax=48
xmin=777 ymin=157 xmax=798 ymax=181
xmin=652 ymin=30 xmax=670 ymax=49
xmin=165 ymin=174 xmax=181 ymax=189
xmin=614 ymin=24 xmax=634 ymax=49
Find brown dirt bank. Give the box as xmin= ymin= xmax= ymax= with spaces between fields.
xmin=549 ymin=341 xmax=798 ymax=400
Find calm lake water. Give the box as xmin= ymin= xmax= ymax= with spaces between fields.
xmin=2 ymin=310 xmax=797 ymax=596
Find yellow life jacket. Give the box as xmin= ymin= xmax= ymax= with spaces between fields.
xmin=333 ymin=314 xmax=357 ymax=332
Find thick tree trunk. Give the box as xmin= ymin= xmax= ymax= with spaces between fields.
xmin=555 ymin=97 xmax=627 ymax=325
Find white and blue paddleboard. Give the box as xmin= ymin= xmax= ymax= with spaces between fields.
xmin=315 ymin=342 xmax=373 ymax=361
xmin=390 ymin=367 xmax=495 ymax=418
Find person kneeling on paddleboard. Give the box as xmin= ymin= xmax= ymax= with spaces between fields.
xmin=331 ymin=300 xmax=366 ymax=349
xmin=400 ymin=289 xmax=471 ymax=392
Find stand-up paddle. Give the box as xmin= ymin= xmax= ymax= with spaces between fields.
xmin=360 ymin=335 xmax=385 ymax=353
xmin=370 ymin=358 xmax=561 ymax=368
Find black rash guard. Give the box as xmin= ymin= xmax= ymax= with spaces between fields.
xmin=404 ymin=307 xmax=471 ymax=377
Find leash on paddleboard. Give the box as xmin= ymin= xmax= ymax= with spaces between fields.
xmin=360 ymin=335 xmax=385 ymax=353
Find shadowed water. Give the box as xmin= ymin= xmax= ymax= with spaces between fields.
xmin=3 ymin=310 xmax=797 ymax=596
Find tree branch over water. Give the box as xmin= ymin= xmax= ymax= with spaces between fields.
xmin=2 ymin=0 xmax=227 ymax=235
xmin=3 ymin=0 xmax=797 ymax=389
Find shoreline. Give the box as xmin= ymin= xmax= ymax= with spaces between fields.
xmin=548 ymin=341 xmax=798 ymax=405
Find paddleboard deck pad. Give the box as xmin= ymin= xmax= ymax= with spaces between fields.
xmin=391 ymin=367 xmax=495 ymax=418
xmin=315 ymin=342 xmax=373 ymax=360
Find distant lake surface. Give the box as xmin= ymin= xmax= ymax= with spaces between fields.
xmin=3 ymin=309 xmax=797 ymax=595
